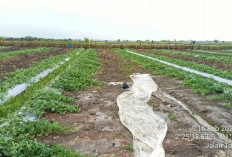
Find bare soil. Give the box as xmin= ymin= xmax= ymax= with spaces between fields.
xmin=187 ymin=50 xmax=232 ymax=57
xmin=149 ymin=75 xmax=231 ymax=156
xmin=40 ymin=49 xmax=148 ymax=156
xmin=0 ymin=47 xmax=24 ymax=53
xmin=41 ymin=49 xmax=232 ymax=156
xmin=0 ymin=48 xmax=68 ymax=81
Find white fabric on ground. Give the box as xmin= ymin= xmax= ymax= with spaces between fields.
xmin=117 ymin=74 xmax=167 ymax=157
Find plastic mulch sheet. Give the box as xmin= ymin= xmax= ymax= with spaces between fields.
xmin=117 ymin=74 xmax=167 ymax=157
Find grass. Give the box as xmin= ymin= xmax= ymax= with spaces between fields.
xmin=168 ymin=111 xmax=177 ymax=121
xmin=0 ymin=47 xmax=52 ymax=60
xmin=126 ymin=145 xmax=133 ymax=152
xmin=116 ymin=49 xmax=232 ymax=106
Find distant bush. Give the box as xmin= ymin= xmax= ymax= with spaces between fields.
xmin=0 ymin=37 xmax=4 ymax=41
xmin=84 ymin=37 xmax=89 ymax=43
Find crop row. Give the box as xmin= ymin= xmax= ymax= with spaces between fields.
xmin=0 ymin=48 xmax=83 ymax=116
xmin=0 ymin=49 xmax=100 ymax=157
xmin=193 ymin=50 xmax=232 ymax=56
xmin=153 ymin=49 xmax=232 ymax=64
xmin=2 ymin=40 xmax=232 ymax=50
xmin=25 ymin=48 xmax=100 ymax=120
xmin=117 ymin=49 xmax=232 ymax=106
xmin=0 ymin=46 xmax=10 ymax=50
xmin=0 ymin=47 xmax=52 ymax=60
xmin=0 ymin=48 xmax=83 ymax=100
xmin=130 ymin=49 xmax=232 ymax=80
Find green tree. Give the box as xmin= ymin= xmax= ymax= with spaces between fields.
xmin=0 ymin=36 xmax=4 ymax=41
xmin=191 ymin=40 xmax=196 ymax=44
xmin=84 ymin=37 xmax=89 ymax=43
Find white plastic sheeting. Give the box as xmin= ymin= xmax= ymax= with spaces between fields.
xmin=30 ymin=65 xmax=60 ymax=83
xmin=65 ymin=57 xmax=70 ymax=61
xmin=0 ymin=57 xmax=71 ymax=105
xmin=126 ymin=50 xmax=232 ymax=86
xmin=117 ymin=74 xmax=167 ymax=157
xmin=108 ymin=82 xmax=124 ymax=85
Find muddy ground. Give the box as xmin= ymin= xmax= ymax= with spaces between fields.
xmin=41 ymin=49 xmax=149 ymax=156
xmin=186 ymin=50 xmax=232 ymax=57
xmin=0 ymin=48 xmax=68 ymax=81
xmin=0 ymin=47 xmax=24 ymax=53
xmin=149 ymin=75 xmax=231 ymax=156
xmin=41 ymin=49 xmax=231 ymax=156
xmin=135 ymin=49 xmax=232 ymax=71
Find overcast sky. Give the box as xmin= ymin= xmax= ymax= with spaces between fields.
xmin=0 ymin=0 xmax=231 ymax=41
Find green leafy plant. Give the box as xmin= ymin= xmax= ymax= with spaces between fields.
xmin=168 ymin=111 xmax=177 ymax=121
xmin=0 ymin=47 xmax=52 ymax=60
xmin=126 ymin=145 xmax=133 ymax=152
xmin=0 ymin=118 xmax=84 ymax=157
xmin=116 ymin=49 xmax=232 ymax=106
xmin=53 ymin=49 xmax=101 ymax=91
xmin=0 ymin=49 xmax=84 ymax=118
xmin=0 ymin=48 xmax=83 ymax=99
xmin=134 ymin=49 xmax=232 ymax=80
xmin=153 ymin=49 xmax=232 ymax=63
xmin=0 ymin=48 xmax=102 ymax=157
xmin=27 ymin=89 xmax=79 ymax=115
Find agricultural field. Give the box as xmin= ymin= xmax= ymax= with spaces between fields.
xmin=0 ymin=45 xmax=232 ymax=156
